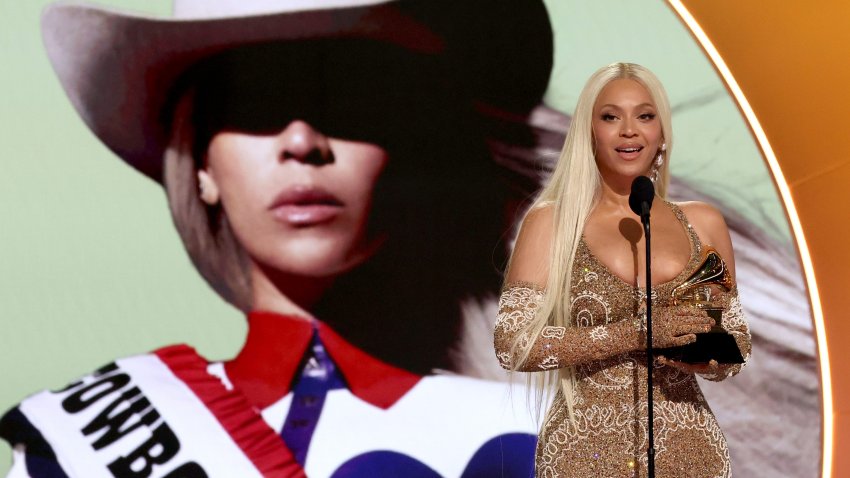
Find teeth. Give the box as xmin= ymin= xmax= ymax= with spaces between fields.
xmin=618 ymin=147 xmax=641 ymax=152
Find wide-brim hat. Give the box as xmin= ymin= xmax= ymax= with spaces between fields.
xmin=42 ymin=0 xmax=553 ymax=182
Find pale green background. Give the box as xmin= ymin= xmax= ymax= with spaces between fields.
xmin=0 ymin=0 xmax=787 ymax=472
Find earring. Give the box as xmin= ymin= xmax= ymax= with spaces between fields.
xmin=650 ymin=143 xmax=666 ymax=183
xmin=197 ymin=170 xmax=220 ymax=205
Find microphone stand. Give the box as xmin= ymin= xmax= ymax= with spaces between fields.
xmin=641 ymin=203 xmax=656 ymax=478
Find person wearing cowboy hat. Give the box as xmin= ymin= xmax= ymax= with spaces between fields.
xmin=0 ymin=0 xmax=554 ymax=476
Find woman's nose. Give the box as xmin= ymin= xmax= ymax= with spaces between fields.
xmin=619 ymin=118 xmax=637 ymax=138
xmin=277 ymin=120 xmax=333 ymax=165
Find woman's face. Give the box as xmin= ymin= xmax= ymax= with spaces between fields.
xmin=204 ymin=120 xmax=388 ymax=278
xmin=592 ymin=78 xmax=663 ymax=181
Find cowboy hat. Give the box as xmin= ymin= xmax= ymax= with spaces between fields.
xmin=42 ymin=0 xmax=553 ymax=181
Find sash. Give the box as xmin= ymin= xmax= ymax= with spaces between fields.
xmin=3 ymin=345 xmax=539 ymax=477
xmin=5 ymin=345 xmax=305 ymax=478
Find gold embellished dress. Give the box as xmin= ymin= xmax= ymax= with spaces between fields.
xmin=495 ymin=204 xmax=751 ymax=478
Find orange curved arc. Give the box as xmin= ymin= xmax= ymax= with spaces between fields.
xmin=666 ymin=1 xmax=832 ymax=477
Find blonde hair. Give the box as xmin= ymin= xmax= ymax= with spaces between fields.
xmin=162 ymin=91 xmax=253 ymax=311
xmin=506 ymin=62 xmax=673 ymax=422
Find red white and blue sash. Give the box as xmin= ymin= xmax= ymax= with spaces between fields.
xmin=2 ymin=313 xmax=539 ymax=477
xmin=6 ymin=345 xmax=304 ymax=477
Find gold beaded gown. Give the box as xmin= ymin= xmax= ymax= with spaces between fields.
xmin=494 ymin=203 xmax=751 ymax=478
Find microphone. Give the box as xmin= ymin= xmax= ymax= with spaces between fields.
xmin=629 ymin=174 xmax=657 ymax=477
xmin=629 ymin=175 xmax=655 ymax=221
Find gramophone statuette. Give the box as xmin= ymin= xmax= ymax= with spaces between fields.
xmin=671 ymin=246 xmax=733 ymax=332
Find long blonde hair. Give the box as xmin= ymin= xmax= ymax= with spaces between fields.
xmin=163 ymin=91 xmax=253 ymax=312
xmin=506 ymin=62 xmax=673 ymax=422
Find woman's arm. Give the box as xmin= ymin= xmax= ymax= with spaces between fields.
xmin=702 ymin=286 xmax=751 ymax=380
xmin=673 ymin=202 xmax=752 ymax=380
xmin=494 ymin=281 xmax=645 ymax=371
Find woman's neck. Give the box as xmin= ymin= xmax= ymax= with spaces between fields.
xmin=597 ymin=175 xmax=637 ymax=213
xmin=244 ymin=247 xmax=485 ymax=374
xmin=249 ymin=263 xmax=333 ymax=318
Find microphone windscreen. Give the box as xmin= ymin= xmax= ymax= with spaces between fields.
xmin=629 ymin=176 xmax=655 ymax=216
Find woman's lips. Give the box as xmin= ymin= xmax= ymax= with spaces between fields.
xmin=615 ymin=144 xmax=644 ymax=161
xmin=269 ymin=187 xmax=343 ymax=226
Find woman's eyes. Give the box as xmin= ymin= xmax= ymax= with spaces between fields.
xmin=600 ymin=112 xmax=656 ymax=121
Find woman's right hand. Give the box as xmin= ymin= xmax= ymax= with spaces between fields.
xmin=642 ymin=305 xmax=715 ymax=349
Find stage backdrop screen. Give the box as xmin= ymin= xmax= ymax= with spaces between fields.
xmin=0 ymin=1 xmax=817 ymax=476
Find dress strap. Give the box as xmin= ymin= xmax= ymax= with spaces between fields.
xmin=667 ymin=201 xmax=703 ymax=257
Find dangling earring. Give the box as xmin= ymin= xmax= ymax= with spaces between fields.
xmin=650 ymin=143 xmax=666 ymax=183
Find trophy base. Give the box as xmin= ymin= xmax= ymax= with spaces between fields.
xmin=655 ymin=331 xmax=744 ymax=364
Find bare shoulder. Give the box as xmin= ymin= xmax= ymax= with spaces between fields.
xmin=676 ymin=201 xmax=736 ymax=275
xmin=505 ymin=203 xmax=554 ymax=287
xmin=678 ymin=201 xmax=726 ymax=231
xmin=521 ymin=203 xmax=555 ymax=233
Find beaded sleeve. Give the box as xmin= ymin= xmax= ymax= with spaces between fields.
xmin=493 ymin=283 xmax=641 ymax=372
xmin=698 ymin=286 xmax=752 ymax=381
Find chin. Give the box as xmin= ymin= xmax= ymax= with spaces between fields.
xmin=269 ymin=242 xmax=364 ymax=278
xmin=619 ymin=164 xmax=652 ymax=178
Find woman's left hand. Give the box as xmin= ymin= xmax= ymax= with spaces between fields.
xmin=656 ymin=355 xmax=721 ymax=374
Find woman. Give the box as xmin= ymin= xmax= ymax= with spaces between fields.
xmin=0 ymin=0 xmax=553 ymax=476
xmin=494 ymin=63 xmax=752 ymax=477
